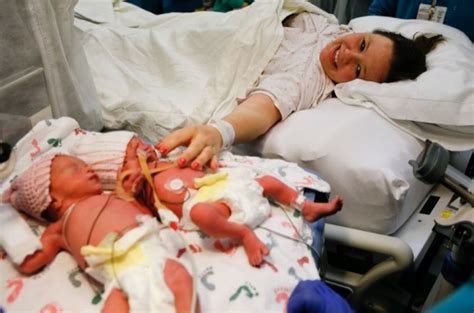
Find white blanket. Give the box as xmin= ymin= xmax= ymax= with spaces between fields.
xmin=75 ymin=0 xmax=337 ymax=141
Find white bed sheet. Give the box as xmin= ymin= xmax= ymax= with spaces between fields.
xmin=252 ymin=98 xmax=433 ymax=234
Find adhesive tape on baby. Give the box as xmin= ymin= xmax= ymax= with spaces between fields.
xmin=167 ymin=178 xmax=185 ymax=192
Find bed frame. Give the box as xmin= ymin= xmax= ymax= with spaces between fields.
xmin=321 ymin=183 xmax=454 ymax=312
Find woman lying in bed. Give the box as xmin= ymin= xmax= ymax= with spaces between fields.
xmin=158 ymin=13 xmax=444 ymax=170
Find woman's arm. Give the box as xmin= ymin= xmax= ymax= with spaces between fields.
xmin=157 ymin=93 xmax=281 ymax=170
xmin=227 ymin=93 xmax=282 ymax=143
xmin=17 ymin=221 xmax=64 ymax=275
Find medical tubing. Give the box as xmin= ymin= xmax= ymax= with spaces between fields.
xmin=258 ymin=201 xmax=322 ymax=261
xmin=258 ymin=224 xmax=321 ymax=261
xmin=137 ymin=150 xmax=166 ymax=211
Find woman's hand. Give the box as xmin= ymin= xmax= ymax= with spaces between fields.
xmin=157 ymin=94 xmax=281 ymax=171
xmin=156 ymin=125 xmax=223 ymax=171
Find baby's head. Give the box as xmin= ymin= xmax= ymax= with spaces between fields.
xmin=2 ymin=154 xmax=102 ymax=221
xmin=320 ymin=31 xmax=444 ymax=84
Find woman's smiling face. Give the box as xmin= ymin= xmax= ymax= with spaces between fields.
xmin=320 ymin=32 xmax=393 ymax=83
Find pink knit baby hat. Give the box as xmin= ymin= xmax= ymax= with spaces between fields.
xmin=2 ymin=153 xmax=58 ymax=220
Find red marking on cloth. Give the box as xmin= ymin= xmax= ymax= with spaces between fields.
xmin=177 ymin=248 xmax=186 ymax=258
xmin=169 ymin=222 xmax=179 ymax=231
xmin=275 ymin=289 xmax=289 ymax=313
xmin=74 ymin=128 xmax=86 ymax=135
xmin=295 ymin=176 xmax=316 ymax=186
xmin=297 ymin=256 xmax=309 ymax=266
xmin=39 ymin=302 xmax=63 ymax=313
xmin=214 ymin=240 xmax=238 ymax=255
xmin=242 ymin=158 xmax=254 ymax=165
xmin=281 ymin=221 xmax=298 ymax=238
xmin=6 ymin=277 xmax=24 ymax=304
xmin=30 ymin=139 xmax=41 ymax=159
xmin=189 ymin=244 xmax=202 ymax=253
xmin=262 ymin=259 xmax=278 ymax=272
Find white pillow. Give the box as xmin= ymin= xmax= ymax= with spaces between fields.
xmin=334 ymin=16 xmax=474 ymax=151
xmin=254 ymin=98 xmax=432 ymax=234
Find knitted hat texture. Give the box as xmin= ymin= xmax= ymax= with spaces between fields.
xmin=2 ymin=153 xmax=58 ymax=220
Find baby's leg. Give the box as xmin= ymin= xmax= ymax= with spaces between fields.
xmin=190 ymin=202 xmax=269 ymax=266
xmin=300 ymin=196 xmax=343 ymax=222
xmin=256 ymin=175 xmax=299 ymax=204
xmin=164 ymin=259 xmax=200 ymax=313
xmin=256 ymin=176 xmax=343 ymax=222
xmin=102 ymin=288 xmax=129 ymax=313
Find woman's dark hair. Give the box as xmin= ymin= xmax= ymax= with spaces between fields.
xmin=374 ymin=30 xmax=445 ymax=82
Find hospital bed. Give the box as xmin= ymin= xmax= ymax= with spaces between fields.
xmin=1 ymin=0 xmax=473 ymax=312
xmin=249 ymin=14 xmax=473 ymax=311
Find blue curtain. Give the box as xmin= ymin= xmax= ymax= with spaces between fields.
xmin=127 ymin=0 xmax=204 ymax=14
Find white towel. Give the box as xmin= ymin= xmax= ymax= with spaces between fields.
xmin=0 ymin=203 xmax=42 ymax=265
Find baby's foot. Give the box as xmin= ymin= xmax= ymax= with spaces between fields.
xmin=241 ymin=229 xmax=269 ymax=267
xmin=302 ymin=196 xmax=343 ymax=222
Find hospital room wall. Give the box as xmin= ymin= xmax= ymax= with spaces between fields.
xmin=0 ymin=0 xmax=103 ymax=147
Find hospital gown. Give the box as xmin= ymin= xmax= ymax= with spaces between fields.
xmin=247 ymin=13 xmax=350 ymax=120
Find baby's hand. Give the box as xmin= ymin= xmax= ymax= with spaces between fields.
xmin=120 ymin=169 xmax=144 ymax=196
xmin=126 ymin=137 xmax=157 ymax=164
xmin=156 ymin=125 xmax=222 ymax=171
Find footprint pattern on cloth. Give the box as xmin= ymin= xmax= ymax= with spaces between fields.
xmin=297 ymin=256 xmax=309 ymax=266
xmin=282 ymin=221 xmax=298 ymax=239
xmin=39 ymin=302 xmax=63 ymax=313
xmin=288 ymin=267 xmax=303 ymax=281
xmin=229 ymin=282 xmax=259 ymax=302
xmin=199 ymin=267 xmax=216 ymax=291
xmin=47 ymin=138 xmax=62 ymax=148
xmin=265 ymin=232 xmax=278 ymax=251
xmin=6 ymin=277 xmax=24 ymax=304
xmin=293 ymin=209 xmax=301 ymax=218
xmin=30 ymin=139 xmax=42 ymax=159
xmin=68 ymin=267 xmax=82 ymax=287
xmin=274 ymin=287 xmax=290 ymax=311
xmin=277 ymin=165 xmax=289 ymax=178
xmin=74 ymin=128 xmax=86 ymax=135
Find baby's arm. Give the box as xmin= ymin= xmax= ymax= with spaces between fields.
xmin=17 ymin=221 xmax=64 ymax=275
xmin=124 ymin=137 xmax=157 ymax=170
xmin=119 ymin=137 xmax=157 ymax=196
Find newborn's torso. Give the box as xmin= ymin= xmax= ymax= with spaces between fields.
xmin=62 ymin=194 xmax=143 ymax=268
